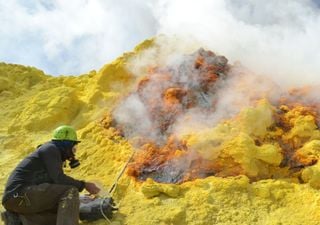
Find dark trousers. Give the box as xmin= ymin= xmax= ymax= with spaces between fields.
xmin=3 ymin=183 xmax=80 ymax=225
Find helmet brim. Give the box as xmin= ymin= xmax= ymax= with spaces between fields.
xmin=52 ymin=139 xmax=81 ymax=143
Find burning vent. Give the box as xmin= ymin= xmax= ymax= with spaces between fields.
xmin=109 ymin=48 xmax=320 ymax=184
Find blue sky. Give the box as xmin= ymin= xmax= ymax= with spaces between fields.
xmin=1 ymin=0 xmax=320 ymax=79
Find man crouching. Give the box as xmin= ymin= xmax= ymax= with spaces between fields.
xmin=2 ymin=125 xmax=100 ymax=225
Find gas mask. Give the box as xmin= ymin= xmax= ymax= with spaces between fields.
xmin=69 ymin=157 xmax=80 ymax=168
xmin=68 ymin=145 xmax=80 ymax=169
xmin=53 ymin=140 xmax=81 ymax=169
xmin=57 ymin=141 xmax=80 ymax=169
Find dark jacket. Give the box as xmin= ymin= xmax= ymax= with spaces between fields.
xmin=2 ymin=141 xmax=85 ymax=204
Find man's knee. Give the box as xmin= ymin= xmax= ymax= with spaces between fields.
xmin=59 ymin=187 xmax=80 ymax=213
xmin=62 ymin=187 xmax=79 ymax=203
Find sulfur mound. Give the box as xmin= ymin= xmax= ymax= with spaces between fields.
xmin=1 ymin=38 xmax=320 ymax=225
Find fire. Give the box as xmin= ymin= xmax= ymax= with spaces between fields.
xmin=110 ymin=48 xmax=320 ymax=184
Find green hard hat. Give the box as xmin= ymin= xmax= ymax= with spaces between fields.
xmin=52 ymin=125 xmax=80 ymax=142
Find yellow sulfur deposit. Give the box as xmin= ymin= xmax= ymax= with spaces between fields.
xmin=283 ymin=106 xmax=320 ymax=146
xmin=183 ymin=100 xmax=283 ymax=178
xmin=1 ymin=40 xmax=320 ymax=225
xmin=237 ymin=99 xmax=274 ymax=138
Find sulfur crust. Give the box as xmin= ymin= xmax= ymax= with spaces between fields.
xmin=1 ymin=39 xmax=320 ymax=225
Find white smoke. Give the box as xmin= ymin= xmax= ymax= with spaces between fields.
xmin=172 ymin=63 xmax=283 ymax=136
xmin=2 ymin=0 xmax=320 ymax=80
xmin=121 ymin=0 xmax=320 ymax=139
xmin=154 ymin=0 xmax=320 ymax=87
xmin=109 ymin=0 xmax=320 ymax=182
xmin=112 ymin=93 xmax=158 ymax=140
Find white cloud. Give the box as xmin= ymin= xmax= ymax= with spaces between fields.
xmin=1 ymin=0 xmax=320 ymax=82
xmin=0 ymin=0 xmax=158 ymax=75
xmin=153 ymin=0 xmax=320 ymax=87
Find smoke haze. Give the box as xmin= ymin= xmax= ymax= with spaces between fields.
xmin=1 ymin=0 xmax=320 ymax=82
xmin=155 ymin=0 xmax=320 ymax=87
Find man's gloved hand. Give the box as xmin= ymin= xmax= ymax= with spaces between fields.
xmin=85 ymin=182 xmax=101 ymax=195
